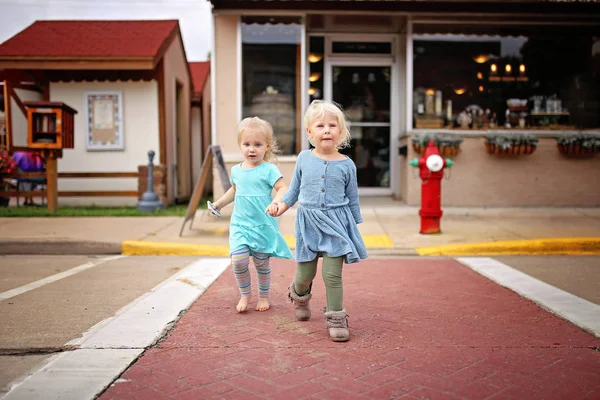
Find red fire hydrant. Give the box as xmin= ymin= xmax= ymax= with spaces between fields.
xmin=409 ymin=140 xmax=454 ymax=234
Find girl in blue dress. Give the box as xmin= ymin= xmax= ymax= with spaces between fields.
xmin=210 ymin=117 xmax=293 ymax=313
xmin=271 ymin=100 xmax=367 ymax=342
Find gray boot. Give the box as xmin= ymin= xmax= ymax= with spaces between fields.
xmin=288 ymin=282 xmax=312 ymax=321
xmin=323 ymin=309 xmax=349 ymax=342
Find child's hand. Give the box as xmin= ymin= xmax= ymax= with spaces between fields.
xmin=207 ymin=201 xmax=221 ymax=217
xmin=264 ymin=202 xmax=279 ymax=216
xmin=271 ymin=202 xmax=290 ymax=217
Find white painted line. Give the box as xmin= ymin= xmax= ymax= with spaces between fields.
xmin=3 ymin=257 xmax=231 ymax=399
xmin=0 ymin=256 xmax=126 ymax=302
xmin=72 ymin=257 xmax=231 ymax=349
xmin=2 ymin=349 xmax=141 ymax=400
xmin=457 ymin=257 xmax=600 ymax=338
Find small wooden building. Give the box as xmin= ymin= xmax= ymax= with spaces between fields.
xmin=0 ymin=20 xmax=210 ymax=205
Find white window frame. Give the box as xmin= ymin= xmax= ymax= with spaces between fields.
xmin=323 ymin=33 xmax=400 ymax=196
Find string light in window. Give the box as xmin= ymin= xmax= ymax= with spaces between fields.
xmin=308 ymin=53 xmax=323 ymax=63
xmin=308 ymin=72 xmax=321 ymax=82
xmin=473 ymin=54 xmax=489 ymax=64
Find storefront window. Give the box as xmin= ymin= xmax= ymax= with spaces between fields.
xmin=242 ymin=16 xmax=302 ymax=154
xmin=308 ymin=36 xmax=324 ymax=103
xmin=412 ymin=27 xmax=600 ymax=131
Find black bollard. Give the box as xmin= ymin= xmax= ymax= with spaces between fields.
xmin=136 ymin=150 xmax=165 ymax=212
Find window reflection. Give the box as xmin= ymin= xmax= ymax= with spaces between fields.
xmin=242 ymin=17 xmax=302 ymax=154
xmin=333 ymin=66 xmax=391 ymax=188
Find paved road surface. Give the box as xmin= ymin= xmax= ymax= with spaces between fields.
xmin=0 ymin=255 xmax=206 ymax=396
xmin=1 ymin=255 xmax=598 ymax=399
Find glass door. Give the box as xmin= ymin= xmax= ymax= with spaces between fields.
xmin=325 ymin=63 xmax=392 ymax=189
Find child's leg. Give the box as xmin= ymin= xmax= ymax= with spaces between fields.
xmin=321 ymin=255 xmax=344 ymax=311
xmin=321 ymin=254 xmax=349 ymax=342
xmin=294 ymin=258 xmax=318 ymax=295
xmin=288 ymin=258 xmax=318 ymax=321
xmin=231 ymin=247 xmax=251 ymax=312
xmin=252 ymin=251 xmax=271 ymax=311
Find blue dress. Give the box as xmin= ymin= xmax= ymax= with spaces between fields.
xmin=282 ymin=150 xmax=368 ymax=264
xmin=229 ymin=162 xmax=293 ymax=259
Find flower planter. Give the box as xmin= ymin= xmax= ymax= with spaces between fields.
xmin=556 ymin=144 xmax=597 ymax=157
xmin=410 ymin=134 xmax=463 ymax=158
xmin=485 ymin=143 xmax=537 ymax=156
xmin=412 ymin=143 xmax=461 ymax=157
xmin=555 ymin=134 xmax=600 ymax=158
xmin=485 ymin=134 xmax=539 ymax=156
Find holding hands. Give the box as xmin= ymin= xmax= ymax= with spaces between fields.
xmin=265 ymin=201 xmax=290 ymax=217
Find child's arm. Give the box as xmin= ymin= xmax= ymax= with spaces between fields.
xmin=281 ymin=155 xmax=302 ymax=206
xmin=272 ymin=157 xmax=303 ymax=217
xmin=265 ymin=177 xmax=287 ymax=216
xmin=346 ymin=165 xmax=363 ymax=224
xmin=211 ymin=185 xmax=236 ymax=213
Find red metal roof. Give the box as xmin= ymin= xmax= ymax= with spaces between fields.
xmin=0 ymin=20 xmax=179 ymax=58
xmin=189 ymin=61 xmax=210 ymax=95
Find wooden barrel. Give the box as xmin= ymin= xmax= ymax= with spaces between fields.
xmin=250 ymin=93 xmax=296 ymax=153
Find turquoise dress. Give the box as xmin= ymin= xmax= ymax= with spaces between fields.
xmin=229 ymin=162 xmax=293 ymax=259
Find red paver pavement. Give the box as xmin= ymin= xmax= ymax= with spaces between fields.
xmin=100 ymin=258 xmax=600 ymax=399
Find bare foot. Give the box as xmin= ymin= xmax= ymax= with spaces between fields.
xmin=255 ymin=297 xmax=270 ymax=311
xmin=236 ymin=296 xmax=250 ymax=313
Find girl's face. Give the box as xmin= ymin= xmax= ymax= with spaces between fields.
xmin=239 ymin=129 xmax=268 ymax=166
xmin=306 ymin=111 xmax=341 ymax=154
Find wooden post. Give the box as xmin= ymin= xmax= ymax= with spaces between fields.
xmin=44 ymin=149 xmax=60 ymax=212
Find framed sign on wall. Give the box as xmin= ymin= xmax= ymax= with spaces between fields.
xmin=85 ymin=91 xmax=124 ymax=151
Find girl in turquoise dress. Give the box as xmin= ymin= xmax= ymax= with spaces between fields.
xmin=271 ymin=100 xmax=367 ymax=342
xmin=210 ymin=117 xmax=293 ymax=313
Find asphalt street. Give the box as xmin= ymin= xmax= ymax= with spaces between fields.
xmin=0 ymin=255 xmax=204 ymax=396
xmin=1 ymin=254 xmax=598 ymax=399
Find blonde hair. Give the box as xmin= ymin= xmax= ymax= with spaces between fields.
xmin=304 ymin=100 xmax=351 ymax=150
xmin=236 ymin=116 xmax=281 ymax=162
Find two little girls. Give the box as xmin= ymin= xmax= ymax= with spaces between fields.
xmin=211 ymin=100 xmax=367 ymax=342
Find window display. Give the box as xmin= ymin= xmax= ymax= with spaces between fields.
xmin=413 ymin=28 xmax=600 ymax=131
xmin=241 ymin=16 xmax=302 ymax=155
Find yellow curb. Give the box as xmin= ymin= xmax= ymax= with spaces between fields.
xmin=416 ymin=237 xmax=600 ymax=256
xmin=123 ymin=234 xmax=395 ymax=256
xmin=284 ymin=234 xmax=393 ymax=249
xmin=284 ymin=235 xmax=296 ymax=248
xmin=122 ymin=240 xmax=230 ymax=256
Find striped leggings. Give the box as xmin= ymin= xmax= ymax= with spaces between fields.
xmin=231 ymin=247 xmax=271 ymax=298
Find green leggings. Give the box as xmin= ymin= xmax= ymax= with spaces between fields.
xmin=294 ymin=254 xmax=344 ymax=312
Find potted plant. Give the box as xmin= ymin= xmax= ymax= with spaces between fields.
xmin=485 ymin=134 xmax=539 ymax=155
xmin=556 ymin=133 xmax=600 ymax=157
xmin=411 ymin=134 xmax=464 ymax=157
xmin=0 ymin=144 xmax=18 ymax=207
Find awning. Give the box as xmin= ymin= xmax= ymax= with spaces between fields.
xmin=209 ymin=0 xmax=600 ymax=15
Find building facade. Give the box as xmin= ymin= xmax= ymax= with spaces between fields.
xmin=209 ymin=0 xmax=600 ymax=206
xmin=0 ymin=20 xmax=208 ymax=206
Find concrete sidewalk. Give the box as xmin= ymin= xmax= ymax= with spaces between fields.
xmin=1 ymin=198 xmax=600 ymax=255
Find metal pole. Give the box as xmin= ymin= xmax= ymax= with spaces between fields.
xmin=136 ymin=150 xmax=164 ymax=212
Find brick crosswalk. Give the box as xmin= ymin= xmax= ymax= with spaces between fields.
xmin=100 ymin=259 xmax=600 ymax=399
